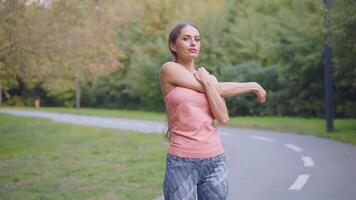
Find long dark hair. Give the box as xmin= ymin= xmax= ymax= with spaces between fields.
xmin=165 ymin=114 xmax=171 ymax=141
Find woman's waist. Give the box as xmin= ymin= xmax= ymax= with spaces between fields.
xmin=169 ymin=129 xmax=221 ymax=146
xmin=168 ymin=137 xmax=224 ymax=159
xmin=168 ymin=116 xmax=216 ymax=131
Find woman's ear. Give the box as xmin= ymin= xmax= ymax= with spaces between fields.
xmin=169 ymin=43 xmax=176 ymax=52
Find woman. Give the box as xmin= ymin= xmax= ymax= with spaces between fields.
xmin=160 ymin=23 xmax=266 ymax=200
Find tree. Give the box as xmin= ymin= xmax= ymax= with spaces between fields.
xmin=331 ymin=0 xmax=356 ymax=117
xmin=0 ymin=0 xmax=130 ymax=108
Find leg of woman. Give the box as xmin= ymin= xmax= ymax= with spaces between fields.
xmin=163 ymin=154 xmax=200 ymax=200
xmin=197 ymin=154 xmax=229 ymax=200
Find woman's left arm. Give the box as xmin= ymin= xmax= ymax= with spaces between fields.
xmin=194 ymin=67 xmax=229 ymax=125
xmin=216 ymin=82 xmax=267 ymax=103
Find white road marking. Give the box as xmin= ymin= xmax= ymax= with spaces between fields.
xmin=302 ymin=156 xmax=314 ymax=167
xmin=250 ymin=135 xmax=275 ymax=142
xmin=284 ymin=144 xmax=303 ymax=152
xmin=289 ymin=174 xmax=310 ymax=190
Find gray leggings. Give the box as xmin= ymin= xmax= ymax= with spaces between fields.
xmin=163 ymin=153 xmax=228 ymax=200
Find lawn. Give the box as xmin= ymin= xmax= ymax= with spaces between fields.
xmin=3 ymin=106 xmax=356 ymax=145
xmin=0 ymin=113 xmax=168 ymax=200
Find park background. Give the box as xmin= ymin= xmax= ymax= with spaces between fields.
xmin=1 ymin=0 xmax=355 ymax=118
xmin=0 ymin=0 xmax=355 ymax=199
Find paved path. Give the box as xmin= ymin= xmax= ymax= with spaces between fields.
xmin=1 ymin=109 xmax=356 ymax=200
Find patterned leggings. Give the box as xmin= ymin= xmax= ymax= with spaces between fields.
xmin=163 ymin=153 xmax=228 ymax=200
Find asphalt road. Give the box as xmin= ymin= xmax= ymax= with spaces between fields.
xmin=1 ymin=109 xmax=356 ymax=200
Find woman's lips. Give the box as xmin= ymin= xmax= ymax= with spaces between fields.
xmin=188 ymin=48 xmax=198 ymax=53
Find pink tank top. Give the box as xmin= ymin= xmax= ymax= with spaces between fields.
xmin=164 ymin=86 xmax=224 ymax=158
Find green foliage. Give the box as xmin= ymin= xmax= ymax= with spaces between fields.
xmin=220 ymin=61 xmax=283 ymax=116
xmin=216 ymin=0 xmax=326 ymax=117
xmin=2 ymin=0 xmax=355 ymax=118
xmin=5 ymin=96 xmax=26 ymax=106
xmin=81 ymin=70 xmax=140 ymax=109
xmin=331 ymin=0 xmax=356 ymax=117
xmin=0 ymin=0 xmax=126 ymax=107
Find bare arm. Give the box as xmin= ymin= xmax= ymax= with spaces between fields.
xmin=216 ymin=82 xmax=267 ymax=103
xmin=194 ymin=67 xmax=229 ymax=125
xmin=160 ymin=62 xmax=205 ymax=93
xmin=160 ymin=62 xmax=266 ymax=103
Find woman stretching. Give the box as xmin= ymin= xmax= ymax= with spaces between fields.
xmin=160 ymin=23 xmax=267 ymax=200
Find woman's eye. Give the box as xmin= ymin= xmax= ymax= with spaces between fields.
xmin=183 ymin=37 xmax=189 ymax=41
xmin=195 ymin=38 xmax=200 ymax=42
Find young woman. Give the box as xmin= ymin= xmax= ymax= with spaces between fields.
xmin=160 ymin=23 xmax=266 ymax=200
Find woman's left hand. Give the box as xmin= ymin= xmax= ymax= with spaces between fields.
xmin=193 ymin=66 xmax=213 ymax=86
xmin=253 ymin=82 xmax=267 ymax=103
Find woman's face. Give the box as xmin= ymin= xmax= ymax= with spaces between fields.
xmin=170 ymin=25 xmax=200 ymax=61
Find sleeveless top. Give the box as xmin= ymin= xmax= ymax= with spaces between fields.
xmin=164 ymin=86 xmax=224 ymax=158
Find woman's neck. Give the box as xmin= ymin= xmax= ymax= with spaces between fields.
xmin=176 ymin=58 xmax=195 ymax=73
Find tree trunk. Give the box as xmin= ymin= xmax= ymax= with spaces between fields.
xmin=76 ymin=78 xmax=80 ymax=110
xmin=0 ymin=86 xmax=2 ymax=107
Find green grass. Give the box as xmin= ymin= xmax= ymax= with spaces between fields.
xmin=0 ymin=113 xmax=168 ymax=200
xmin=2 ymin=106 xmax=356 ymax=145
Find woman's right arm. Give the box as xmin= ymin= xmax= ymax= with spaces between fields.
xmin=160 ymin=62 xmax=205 ymax=93
xmin=160 ymin=62 xmax=267 ymax=103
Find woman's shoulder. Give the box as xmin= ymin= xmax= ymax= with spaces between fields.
xmin=161 ymin=61 xmax=179 ymax=69
xmin=160 ymin=61 xmax=181 ymax=74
